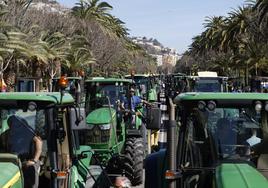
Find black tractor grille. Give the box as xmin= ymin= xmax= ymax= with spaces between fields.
xmin=85 ymin=125 xmax=110 ymax=144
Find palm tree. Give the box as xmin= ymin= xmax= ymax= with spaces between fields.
xmin=183 ymin=0 xmax=268 ymax=85
xmin=221 ymin=6 xmax=251 ymax=51
xmin=189 ymin=33 xmax=207 ymax=56
xmin=32 ymin=31 xmax=68 ymax=91
xmin=254 ymin=0 xmax=268 ymax=25
xmin=63 ymin=35 xmax=96 ymax=75
xmin=102 ymin=15 xmax=129 ymax=38
xmin=72 ymin=0 xmax=128 ymax=38
xmin=0 ymin=31 xmax=34 ymax=90
xmin=72 ymin=0 xmax=112 ymax=19
xmin=203 ymin=16 xmax=226 ymax=51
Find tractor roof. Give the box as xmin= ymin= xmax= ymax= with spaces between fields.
xmin=197 ymin=71 xmax=218 ymax=77
xmin=86 ymin=77 xmax=132 ymax=83
xmin=174 ymin=92 xmax=268 ymax=105
xmin=53 ymin=77 xmax=82 ymax=80
xmin=125 ymin=74 xmax=151 ymax=78
xmin=189 ymin=76 xmax=228 ymax=80
xmin=172 ymin=73 xmax=186 ymax=77
xmin=0 ymin=92 xmax=74 ymax=105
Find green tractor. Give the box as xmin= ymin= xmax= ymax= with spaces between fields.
xmin=125 ymin=74 xmax=160 ymax=150
xmin=82 ymin=77 xmax=150 ymax=185
xmin=145 ymin=92 xmax=268 ymax=188
xmin=162 ymin=73 xmax=189 ymax=98
xmin=0 ymin=92 xmax=101 ymax=188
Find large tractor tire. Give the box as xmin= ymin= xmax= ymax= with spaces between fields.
xmin=124 ymin=137 xmax=144 ymax=186
xmin=106 ymin=154 xmax=134 ymax=180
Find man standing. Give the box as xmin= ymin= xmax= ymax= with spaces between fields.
xmin=129 ymin=87 xmax=151 ymax=112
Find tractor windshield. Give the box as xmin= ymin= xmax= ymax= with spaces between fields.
xmin=86 ymin=82 xmax=128 ymax=112
xmin=0 ymin=108 xmax=47 ymax=157
xmin=194 ymin=79 xmax=221 ymax=92
xmin=132 ymin=76 xmax=149 ymax=96
xmin=194 ymin=108 xmax=263 ymax=160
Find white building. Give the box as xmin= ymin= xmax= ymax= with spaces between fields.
xmin=151 ymin=55 xmax=163 ymax=66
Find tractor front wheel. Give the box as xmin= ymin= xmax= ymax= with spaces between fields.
xmin=124 ymin=137 xmax=144 ymax=186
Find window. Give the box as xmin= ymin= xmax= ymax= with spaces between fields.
xmin=195 ymin=107 xmax=262 ymax=161
xmin=0 ymin=109 xmax=46 ymax=155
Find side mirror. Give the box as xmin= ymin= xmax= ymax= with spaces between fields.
xmin=69 ymin=108 xmax=87 ymax=130
xmin=147 ymin=107 xmax=161 ymax=130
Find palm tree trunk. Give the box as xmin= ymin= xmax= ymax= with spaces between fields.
xmin=245 ymin=65 xmax=249 ymax=86
xmin=0 ymin=62 xmax=3 ymax=81
xmin=48 ymin=78 xmax=53 ymax=92
xmin=255 ymin=63 xmax=258 ymax=76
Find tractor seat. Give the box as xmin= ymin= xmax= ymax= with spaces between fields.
xmin=0 ymin=153 xmax=21 ymax=167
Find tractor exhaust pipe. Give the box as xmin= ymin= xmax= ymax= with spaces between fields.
xmin=166 ymin=97 xmax=177 ymax=188
xmin=158 ymin=91 xmax=168 ymax=149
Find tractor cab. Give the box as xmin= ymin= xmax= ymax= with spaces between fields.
xmin=250 ymin=76 xmax=268 ymax=93
xmin=85 ymin=78 xmax=130 ymax=111
xmin=0 ymin=92 xmax=97 ymax=188
xmin=164 ymin=73 xmax=188 ymax=98
xmin=145 ymin=92 xmax=268 ymax=188
xmin=190 ymin=71 xmax=228 ymax=92
xmin=125 ymin=74 xmax=158 ymax=102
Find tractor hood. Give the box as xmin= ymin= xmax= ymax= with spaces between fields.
xmin=0 ymin=154 xmax=22 ymax=188
xmin=86 ymin=107 xmax=116 ymax=124
xmin=216 ymin=163 xmax=268 ymax=188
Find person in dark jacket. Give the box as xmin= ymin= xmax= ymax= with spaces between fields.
xmin=7 ymin=115 xmax=43 ymax=188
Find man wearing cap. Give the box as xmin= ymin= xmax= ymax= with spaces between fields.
xmin=118 ymin=87 xmax=151 ymax=124
xmin=128 ymin=87 xmax=151 ymax=112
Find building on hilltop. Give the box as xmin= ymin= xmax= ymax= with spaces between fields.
xmin=152 ymin=55 xmax=163 ymax=66
xmin=131 ymin=36 xmax=181 ymax=68
xmin=30 ymin=0 xmax=70 ymax=14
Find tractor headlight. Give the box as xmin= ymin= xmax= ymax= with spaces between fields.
xmin=265 ymin=101 xmax=268 ymax=112
xmin=255 ymin=101 xmax=262 ymax=112
xmin=85 ymin=123 xmax=110 ymax=144
xmin=99 ymin=124 xmax=111 ymax=130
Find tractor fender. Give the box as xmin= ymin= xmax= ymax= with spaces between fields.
xmin=216 ymin=163 xmax=268 ymax=188
xmin=0 ymin=154 xmax=23 ymax=188
xmin=145 ymin=149 xmax=167 ymax=188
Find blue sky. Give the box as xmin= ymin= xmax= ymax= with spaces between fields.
xmin=58 ymin=0 xmax=245 ymax=54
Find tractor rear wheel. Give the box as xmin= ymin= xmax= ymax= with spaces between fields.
xmin=124 ymin=137 xmax=144 ymax=186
